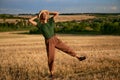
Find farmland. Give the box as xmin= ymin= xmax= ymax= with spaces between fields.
xmin=0 ymin=31 xmax=120 ymax=80
xmin=0 ymin=14 xmax=95 ymax=23
xmin=0 ymin=14 xmax=120 ymax=35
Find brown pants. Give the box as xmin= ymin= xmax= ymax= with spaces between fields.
xmin=45 ymin=35 xmax=76 ymax=73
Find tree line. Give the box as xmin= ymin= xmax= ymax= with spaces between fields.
xmin=56 ymin=17 xmax=120 ymax=35
xmin=30 ymin=16 xmax=120 ymax=35
xmin=0 ymin=14 xmax=120 ymax=35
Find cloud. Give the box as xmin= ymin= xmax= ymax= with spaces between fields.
xmin=111 ymin=6 xmax=117 ymax=10
xmin=94 ymin=6 xmax=119 ymax=13
xmin=0 ymin=8 xmax=34 ymax=14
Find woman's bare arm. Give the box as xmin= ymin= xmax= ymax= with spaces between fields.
xmin=49 ymin=11 xmax=59 ymax=20
xmin=29 ymin=16 xmax=38 ymax=26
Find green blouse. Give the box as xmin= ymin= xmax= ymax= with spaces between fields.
xmin=37 ymin=17 xmax=55 ymax=39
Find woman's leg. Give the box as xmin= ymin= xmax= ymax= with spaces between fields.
xmin=54 ymin=36 xmax=86 ymax=61
xmin=54 ymin=36 xmax=76 ymax=57
xmin=45 ymin=38 xmax=55 ymax=76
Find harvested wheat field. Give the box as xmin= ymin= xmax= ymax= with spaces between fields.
xmin=0 ymin=15 xmax=95 ymax=23
xmin=0 ymin=31 xmax=120 ymax=80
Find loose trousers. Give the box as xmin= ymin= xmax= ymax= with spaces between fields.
xmin=45 ymin=35 xmax=76 ymax=72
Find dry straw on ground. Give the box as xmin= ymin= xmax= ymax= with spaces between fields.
xmin=0 ymin=31 xmax=120 ymax=80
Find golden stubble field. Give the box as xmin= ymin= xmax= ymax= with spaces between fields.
xmin=0 ymin=15 xmax=95 ymax=23
xmin=0 ymin=31 xmax=120 ymax=80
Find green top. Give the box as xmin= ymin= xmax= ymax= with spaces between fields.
xmin=37 ymin=17 xmax=55 ymax=39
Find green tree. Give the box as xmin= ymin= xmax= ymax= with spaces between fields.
xmin=91 ymin=22 xmax=101 ymax=31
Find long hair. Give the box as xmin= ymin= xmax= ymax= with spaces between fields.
xmin=38 ymin=10 xmax=49 ymax=20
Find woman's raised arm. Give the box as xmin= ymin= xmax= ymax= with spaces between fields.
xmin=49 ymin=11 xmax=59 ymax=20
xmin=29 ymin=16 xmax=38 ymax=26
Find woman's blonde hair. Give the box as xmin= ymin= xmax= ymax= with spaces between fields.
xmin=38 ymin=10 xmax=49 ymax=19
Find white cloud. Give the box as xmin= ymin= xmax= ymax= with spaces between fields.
xmin=0 ymin=8 xmax=34 ymax=14
xmin=111 ymin=6 xmax=117 ymax=11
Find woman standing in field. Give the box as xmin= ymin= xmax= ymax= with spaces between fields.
xmin=29 ymin=10 xmax=86 ymax=77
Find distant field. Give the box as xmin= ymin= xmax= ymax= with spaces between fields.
xmin=0 ymin=31 xmax=120 ymax=80
xmin=55 ymin=15 xmax=95 ymax=22
xmin=0 ymin=15 xmax=95 ymax=23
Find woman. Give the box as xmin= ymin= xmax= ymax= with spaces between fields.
xmin=29 ymin=10 xmax=86 ymax=77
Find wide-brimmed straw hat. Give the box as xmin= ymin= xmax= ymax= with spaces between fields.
xmin=38 ymin=10 xmax=49 ymax=18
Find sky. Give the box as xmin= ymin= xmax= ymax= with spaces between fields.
xmin=0 ymin=0 xmax=120 ymax=14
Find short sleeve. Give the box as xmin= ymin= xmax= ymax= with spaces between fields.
xmin=35 ymin=19 xmax=41 ymax=29
xmin=49 ymin=17 xmax=55 ymax=23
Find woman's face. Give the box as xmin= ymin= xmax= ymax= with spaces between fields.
xmin=40 ymin=11 xmax=49 ymax=20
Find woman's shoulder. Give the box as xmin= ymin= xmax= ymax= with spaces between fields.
xmin=49 ymin=17 xmax=54 ymax=22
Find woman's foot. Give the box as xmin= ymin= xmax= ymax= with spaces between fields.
xmin=49 ymin=74 xmax=55 ymax=80
xmin=49 ymin=71 xmax=54 ymax=78
xmin=76 ymin=56 xmax=86 ymax=61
